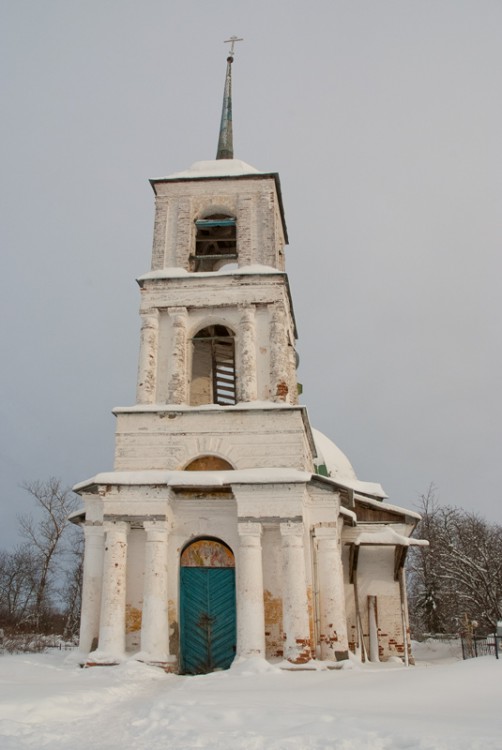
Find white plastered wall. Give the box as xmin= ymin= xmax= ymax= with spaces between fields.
xmin=343 ymin=544 xmax=406 ymax=661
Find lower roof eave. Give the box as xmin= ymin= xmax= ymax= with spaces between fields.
xmin=73 ymin=468 xmax=315 ymax=495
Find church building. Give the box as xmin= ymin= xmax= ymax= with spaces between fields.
xmin=73 ymin=44 xmax=425 ymax=672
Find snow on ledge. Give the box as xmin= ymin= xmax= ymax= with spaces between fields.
xmin=328 ymin=477 xmax=388 ymax=499
xmin=112 ymin=401 xmax=305 ymax=414
xmin=354 ymin=527 xmax=429 ymax=547
xmin=153 ymin=158 xmax=262 ymax=181
xmin=339 ymin=506 xmax=357 ymax=524
xmin=137 ymin=265 xmax=282 ymax=282
xmin=73 ymin=468 xmax=313 ymax=492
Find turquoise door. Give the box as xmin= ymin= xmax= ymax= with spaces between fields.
xmin=180 ymin=566 xmax=236 ymax=674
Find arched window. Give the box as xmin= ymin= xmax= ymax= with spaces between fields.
xmin=192 ymin=214 xmax=237 ymax=272
xmin=185 ymin=456 xmax=233 ymax=471
xmin=190 ymin=325 xmax=236 ymax=406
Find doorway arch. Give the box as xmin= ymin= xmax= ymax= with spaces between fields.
xmin=179 ymin=538 xmax=236 ymax=674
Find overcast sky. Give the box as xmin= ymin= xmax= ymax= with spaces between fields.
xmin=1 ymin=1 xmax=501 ymax=548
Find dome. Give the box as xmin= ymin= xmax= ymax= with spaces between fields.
xmin=312 ymin=428 xmax=357 ymax=482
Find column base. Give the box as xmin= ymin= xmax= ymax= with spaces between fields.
xmin=135 ymin=653 xmax=177 ymax=672
xmin=84 ymin=660 xmax=120 ymax=668
xmin=278 ymin=658 xmax=350 ymax=671
xmin=84 ymin=649 xmax=125 ymax=666
xmin=284 ymin=638 xmax=312 ymax=664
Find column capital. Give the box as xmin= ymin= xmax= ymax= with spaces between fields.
xmin=239 ymin=305 xmax=255 ymax=323
xmin=83 ymin=523 xmax=105 ymax=540
xmin=140 ymin=311 xmax=159 ymax=327
xmin=280 ymin=520 xmax=304 ymax=538
xmin=169 ymin=306 xmax=188 ymax=319
xmin=143 ymin=520 xmax=168 ymax=542
xmin=313 ymin=525 xmax=339 ymax=541
xmin=238 ymin=521 xmax=262 ymax=538
xmin=103 ymin=520 xmax=130 ymax=539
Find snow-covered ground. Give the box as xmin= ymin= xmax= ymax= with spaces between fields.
xmin=0 ymin=641 xmax=500 ymax=749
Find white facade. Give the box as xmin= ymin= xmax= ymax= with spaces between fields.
xmin=74 ymin=157 xmax=424 ymax=671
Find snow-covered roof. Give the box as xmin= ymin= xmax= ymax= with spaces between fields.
xmin=312 ymin=429 xmax=357 ymax=482
xmin=354 ymin=527 xmax=429 ymax=547
xmin=311 ymin=429 xmax=387 ymax=499
xmin=153 ymin=159 xmax=262 ymax=181
xmin=353 ymin=494 xmax=421 ymax=520
xmin=330 ymin=477 xmax=388 ymax=499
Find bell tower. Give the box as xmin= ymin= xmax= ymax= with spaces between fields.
xmin=75 ymin=41 xmax=420 ymax=673
xmin=131 ymin=45 xmax=303 ymax=427
xmin=135 ymin=161 xmax=297 ymax=411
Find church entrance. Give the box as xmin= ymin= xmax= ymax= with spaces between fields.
xmin=179 ymin=538 xmax=236 ymax=674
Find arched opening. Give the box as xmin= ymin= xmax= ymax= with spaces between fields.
xmin=179 ymin=538 xmax=236 ymax=674
xmin=192 ymin=214 xmax=237 ymax=272
xmin=185 ymin=456 xmax=234 ymax=471
xmin=190 ymin=325 xmax=236 ymax=406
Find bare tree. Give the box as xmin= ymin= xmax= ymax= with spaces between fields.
xmin=437 ymin=510 xmax=502 ymax=631
xmin=18 ymin=478 xmax=79 ymax=630
xmin=0 ymin=547 xmax=38 ymax=627
xmin=408 ymin=486 xmax=452 ymax=634
xmin=408 ymin=486 xmax=502 ymax=636
xmin=60 ymin=530 xmax=84 ymax=640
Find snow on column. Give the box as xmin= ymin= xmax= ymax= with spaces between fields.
xmin=236 ymin=522 xmax=265 ymax=658
xmin=237 ymin=307 xmax=257 ymax=402
xmin=314 ymin=526 xmax=349 ymax=660
xmin=167 ymin=307 xmax=188 ymax=404
xmin=280 ymin=521 xmax=312 ymax=663
xmin=79 ymin=524 xmax=105 ymax=655
xmin=94 ymin=521 xmax=129 ymax=662
xmin=139 ymin=521 xmax=170 ymax=663
xmin=136 ymin=312 xmax=159 ymax=404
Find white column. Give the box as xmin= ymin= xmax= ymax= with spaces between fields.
xmin=368 ymin=595 xmax=380 ymax=663
xmin=140 ymin=521 xmax=169 ymax=662
xmin=236 ymin=522 xmax=265 ymax=658
xmin=167 ymin=307 xmax=188 ymax=404
xmin=280 ymin=521 xmax=312 ymax=663
xmin=315 ymin=527 xmax=349 ymax=660
xmin=151 ymin=195 xmax=169 ymax=270
xmin=136 ymin=313 xmax=159 ymax=404
xmin=94 ymin=521 xmax=129 ymax=662
xmin=270 ymin=306 xmax=290 ymax=403
xmin=237 ymin=307 xmax=257 ymax=402
xmin=78 ymin=524 xmax=105 ymax=655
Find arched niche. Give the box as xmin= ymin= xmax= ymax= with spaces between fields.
xmin=189 ymin=324 xmax=236 ymax=406
xmin=192 ymin=214 xmax=237 ymax=272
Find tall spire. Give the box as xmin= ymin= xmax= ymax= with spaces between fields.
xmin=216 ymin=36 xmax=243 ymax=160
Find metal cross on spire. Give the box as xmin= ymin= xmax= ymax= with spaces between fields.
xmin=217 ymin=36 xmax=243 ymax=159
xmin=224 ymin=35 xmax=243 ymax=60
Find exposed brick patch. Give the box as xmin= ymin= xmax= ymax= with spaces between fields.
xmin=125 ymin=605 xmax=142 ymax=634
